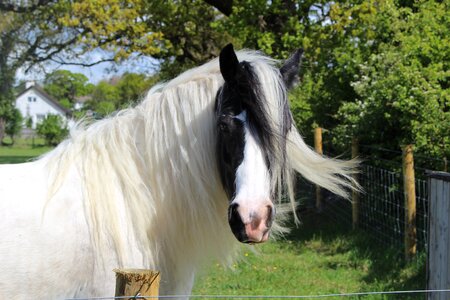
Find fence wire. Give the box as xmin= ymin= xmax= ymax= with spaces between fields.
xmin=297 ymin=161 xmax=430 ymax=255
xmin=66 ymin=289 xmax=450 ymax=299
xmin=358 ymin=164 xmax=428 ymax=252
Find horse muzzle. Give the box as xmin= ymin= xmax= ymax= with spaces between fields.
xmin=228 ymin=201 xmax=275 ymax=244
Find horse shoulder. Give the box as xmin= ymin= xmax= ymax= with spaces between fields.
xmin=0 ymin=161 xmax=98 ymax=298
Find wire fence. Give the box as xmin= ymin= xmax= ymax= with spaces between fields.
xmin=310 ymin=166 xmax=429 ymax=256
xmin=356 ymin=164 xmax=428 ymax=252
xmin=295 ymin=131 xmax=439 ymax=256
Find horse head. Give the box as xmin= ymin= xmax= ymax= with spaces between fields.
xmin=215 ymin=44 xmax=303 ymax=243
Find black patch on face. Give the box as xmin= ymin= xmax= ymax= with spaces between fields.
xmin=215 ymin=112 xmax=246 ymax=198
xmin=215 ymin=60 xmax=276 ymax=199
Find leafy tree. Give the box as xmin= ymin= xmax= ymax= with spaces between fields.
xmin=216 ymin=0 xmax=306 ymax=57
xmin=2 ymin=0 xmax=447 ymax=165
xmin=86 ymin=81 xmax=120 ymax=116
xmin=142 ymin=0 xmax=232 ymax=79
xmin=43 ymin=70 xmax=93 ymax=109
xmin=2 ymin=108 xmax=22 ymax=145
xmin=329 ymin=0 xmax=449 ymax=161
xmin=0 ymin=0 xmax=166 ymax=140
xmin=36 ymin=114 xmax=68 ymax=146
xmin=116 ymin=73 xmax=159 ymax=107
xmin=82 ymin=73 xmax=159 ymax=116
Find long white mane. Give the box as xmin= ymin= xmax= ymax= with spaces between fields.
xmin=40 ymin=50 xmax=356 ymax=280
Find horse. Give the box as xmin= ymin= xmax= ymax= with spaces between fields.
xmin=0 ymin=44 xmax=357 ymax=299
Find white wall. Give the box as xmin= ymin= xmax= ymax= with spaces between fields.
xmin=15 ymin=89 xmax=68 ymax=129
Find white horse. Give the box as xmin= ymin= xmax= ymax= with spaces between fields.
xmin=0 ymin=44 xmax=357 ymax=299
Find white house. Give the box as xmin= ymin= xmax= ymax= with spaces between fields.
xmin=15 ymin=81 xmax=73 ymax=129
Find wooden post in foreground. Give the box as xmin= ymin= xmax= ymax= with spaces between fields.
xmin=402 ymin=145 xmax=417 ymax=261
xmin=114 ymin=269 xmax=160 ymax=299
xmin=314 ymin=127 xmax=323 ymax=211
xmin=351 ymin=137 xmax=360 ymax=230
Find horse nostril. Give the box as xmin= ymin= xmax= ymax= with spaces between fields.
xmin=266 ymin=205 xmax=275 ymax=228
xmin=228 ymin=203 xmax=248 ymax=242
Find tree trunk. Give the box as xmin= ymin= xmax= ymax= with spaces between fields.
xmin=0 ymin=31 xmax=18 ymax=144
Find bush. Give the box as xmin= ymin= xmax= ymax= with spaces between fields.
xmin=3 ymin=108 xmax=23 ymax=145
xmin=36 ymin=114 xmax=68 ymax=146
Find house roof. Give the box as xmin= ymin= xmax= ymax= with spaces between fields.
xmin=16 ymin=84 xmax=72 ymax=115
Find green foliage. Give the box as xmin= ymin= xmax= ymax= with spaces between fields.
xmin=84 ymin=73 xmax=158 ymax=117
xmin=55 ymin=0 xmax=166 ymax=60
xmin=288 ymin=82 xmax=314 ymax=138
xmin=43 ymin=70 xmax=93 ymax=110
xmin=116 ymin=73 xmax=159 ymax=107
xmin=86 ymin=80 xmax=120 ymax=116
xmin=2 ymin=0 xmax=448 ymax=163
xmin=217 ymin=0 xmax=306 ymax=58
xmin=25 ymin=117 xmax=33 ymax=129
xmin=329 ymin=0 xmax=450 ymax=159
xmin=4 ymin=108 xmax=22 ymax=144
xmin=36 ymin=114 xmax=68 ymax=146
xmin=143 ymin=0 xmax=230 ymax=79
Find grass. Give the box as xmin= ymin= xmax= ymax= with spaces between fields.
xmin=0 ymin=137 xmax=52 ymax=164
xmin=193 ymin=211 xmax=426 ymax=299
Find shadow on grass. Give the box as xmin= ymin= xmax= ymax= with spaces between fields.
xmin=284 ymin=208 xmax=426 ymax=299
xmin=0 ymin=156 xmax=36 ymax=164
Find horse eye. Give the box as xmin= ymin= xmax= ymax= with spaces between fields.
xmin=218 ymin=115 xmax=233 ymax=133
xmin=218 ymin=121 xmax=228 ymax=133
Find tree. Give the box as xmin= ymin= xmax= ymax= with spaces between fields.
xmin=209 ymin=0 xmax=448 ymax=164
xmin=44 ymin=70 xmax=93 ymax=109
xmin=116 ymin=73 xmax=159 ymax=107
xmin=142 ymin=0 xmax=232 ymax=79
xmin=36 ymin=114 xmax=68 ymax=146
xmin=3 ymin=108 xmax=22 ymax=145
xmin=84 ymin=73 xmax=158 ymax=115
xmin=333 ymin=0 xmax=449 ymax=160
xmin=0 ymin=0 xmax=166 ymax=141
xmin=87 ymin=81 xmax=120 ymax=116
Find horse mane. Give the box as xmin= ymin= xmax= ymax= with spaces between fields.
xmin=40 ymin=50 xmax=357 ymax=274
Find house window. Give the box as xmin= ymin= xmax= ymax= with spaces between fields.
xmin=36 ymin=114 xmax=45 ymax=123
xmin=28 ymin=97 xmax=37 ymax=102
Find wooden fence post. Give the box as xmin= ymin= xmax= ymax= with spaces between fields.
xmin=352 ymin=137 xmax=359 ymax=230
xmin=402 ymin=145 xmax=417 ymax=261
xmin=314 ymin=127 xmax=323 ymax=211
xmin=427 ymin=171 xmax=450 ymax=300
xmin=114 ymin=269 xmax=160 ymax=299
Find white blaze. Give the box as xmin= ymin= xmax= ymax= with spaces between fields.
xmin=232 ymin=111 xmax=271 ymax=219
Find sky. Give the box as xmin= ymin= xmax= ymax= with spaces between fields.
xmin=16 ymin=49 xmax=159 ymax=84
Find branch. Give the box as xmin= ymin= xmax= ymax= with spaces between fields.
xmin=203 ymin=0 xmax=233 ymax=16
xmin=0 ymin=0 xmax=54 ymax=13
xmin=18 ymin=35 xmax=80 ymax=72
xmin=49 ymin=57 xmax=116 ymax=67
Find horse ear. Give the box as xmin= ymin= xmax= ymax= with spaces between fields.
xmin=280 ymin=48 xmax=303 ymax=90
xmin=220 ymin=43 xmax=240 ymax=82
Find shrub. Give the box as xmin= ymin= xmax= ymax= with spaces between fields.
xmin=4 ymin=108 xmax=23 ymax=145
xmin=36 ymin=114 xmax=68 ymax=146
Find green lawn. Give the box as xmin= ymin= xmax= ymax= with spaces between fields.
xmin=193 ymin=212 xmax=426 ymax=299
xmin=0 ymin=138 xmax=52 ymax=164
